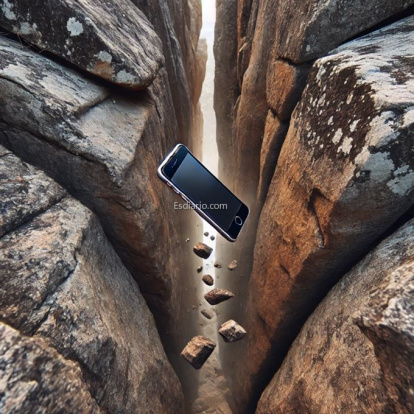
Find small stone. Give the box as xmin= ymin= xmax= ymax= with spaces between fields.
xmin=210 ymin=235 xmax=215 ymax=241
xmin=218 ymin=320 xmax=247 ymax=343
xmin=202 ymin=274 xmax=214 ymax=286
xmin=228 ymin=260 xmax=238 ymax=270
xmin=193 ymin=243 xmax=213 ymax=259
xmin=204 ymin=232 xmax=209 ymax=237
xmin=204 ymin=288 xmax=234 ymax=305
xmin=214 ymin=262 xmax=222 ymax=268
xmin=192 ymin=305 xmax=197 ymax=311
xmin=201 ymin=309 xmax=215 ymax=320
xmin=181 ymin=336 xmax=216 ymax=369
xmin=185 ymin=238 xmax=190 ymax=243
xmin=197 ymin=266 xmax=203 ymax=273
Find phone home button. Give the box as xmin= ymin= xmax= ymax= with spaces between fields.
xmin=235 ymin=216 xmax=243 ymax=226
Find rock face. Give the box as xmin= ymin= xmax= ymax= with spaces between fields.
xmin=0 ymin=147 xmax=184 ymax=413
xmin=0 ymin=0 xmax=164 ymax=89
xmin=0 ymin=323 xmax=101 ymax=414
xmin=257 ymin=219 xmax=414 ymax=414
xmin=241 ymin=16 xmax=414 ymax=409
xmin=0 ymin=34 xmax=185 ymax=330
xmin=273 ymin=0 xmax=414 ymax=63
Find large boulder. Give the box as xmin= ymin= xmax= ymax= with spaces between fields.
xmin=273 ymin=0 xmax=414 ymax=63
xmin=0 ymin=147 xmax=184 ymax=413
xmin=242 ymin=16 xmax=414 ymax=409
xmin=257 ymin=218 xmax=414 ymax=414
xmin=0 ymin=323 xmax=101 ymax=414
xmin=0 ymin=0 xmax=164 ymax=89
xmin=0 ymin=36 xmax=183 ymax=327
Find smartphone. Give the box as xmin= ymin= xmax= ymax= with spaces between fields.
xmin=158 ymin=144 xmax=249 ymax=242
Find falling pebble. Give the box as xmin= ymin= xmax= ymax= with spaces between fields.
xmin=185 ymin=238 xmax=190 ymax=243
xmin=204 ymin=232 xmax=209 ymax=237
xmin=214 ymin=262 xmax=222 ymax=268
xmin=210 ymin=235 xmax=215 ymax=241
xmin=228 ymin=260 xmax=238 ymax=270
xmin=197 ymin=266 xmax=203 ymax=273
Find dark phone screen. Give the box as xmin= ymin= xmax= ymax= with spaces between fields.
xmin=171 ymin=154 xmax=242 ymax=231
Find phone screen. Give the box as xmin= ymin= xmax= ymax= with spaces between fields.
xmin=171 ymin=153 xmax=242 ymax=231
xmin=160 ymin=145 xmax=248 ymax=240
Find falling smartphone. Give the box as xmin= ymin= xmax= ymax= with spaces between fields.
xmin=158 ymin=144 xmax=249 ymax=242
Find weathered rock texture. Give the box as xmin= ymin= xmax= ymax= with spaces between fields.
xmin=257 ymin=219 xmax=414 ymax=414
xmin=181 ymin=336 xmax=216 ymax=369
xmin=0 ymin=322 xmax=101 ymax=414
xmin=0 ymin=147 xmax=184 ymax=413
xmin=215 ymin=0 xmax=414 ymax=208
xmin=0 ymin=33 xmax=188 ymax=332
xmin=241 ymin=16 xmax=414 ymax=410
xmin=0 ymin=0 xmax=164 ymax=89
xmin=130 ymin=0 xmax=206 ymax=153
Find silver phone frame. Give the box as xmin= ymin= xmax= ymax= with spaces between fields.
xmin=157 ymin=143 xmax=248 ymax=242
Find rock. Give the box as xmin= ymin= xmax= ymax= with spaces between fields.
xmin=186 ymin=238 xmax=190 ymax=242
xmin=193 ymin=242 xmax=213 ymax=259
xmin=214 ymin=262 xmax=223 ymax=268
xmin=0 ymin=0 xmax=164 ymax=89
xmin=197 ymin=266 xmax=203 ymax=273
xmin=257 ymin=218 xmax=414 ymax=414
xmin=204 ymin=231 xmax=209 ymax=236
xmin=201 ymin=309 xmax=215 ymax=320
xmin=204 ymin=288 xmax=234 ymax=305
xmin=273 ymin=0 xmax=414 ymax=63
xmin=266 ymin=59 xmax=310 ymax=122
xmin=181 ymin=336 xmax=216 ymax=369
xmin=355 ymin=265 xmax=414 ymax=413
xmin=214 ymin=0 xmax=240 ymax=188
xmin=0 ymin=36 xmax=183 ymax=328
xmin=0 ymin=322 xmax=101 ymax=414
xmin=202 ymin=274 xmax=215 ymax=286
xmin=130 ymin=0 xmax=205 ymax=149
xmin=219 ymin=320 xmax=247 ymax=343
xmin=227 ymin=260 xmax=238 ymax=270
xmin=0 ymin=148 xmax=184 ymax=413
xmin=244 ymin=16 xmax=414 ymax=409
xmin=257 ymin=111 xmax=289 ymax=205
xmin=210 ymin=235 xmax=215 ymax=241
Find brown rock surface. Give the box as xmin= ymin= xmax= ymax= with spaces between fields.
xmin=266 ymin=59 xmax=310 ymax=122
xmin=257 ymin=111 xmax=288 ymax=205
xmin=219 ymin=320 xmax=247 ymax=343
xmin=243 ymin=16 xmax=414 ymax=409
xmin=0 ymin=148 xmax=184 ymax=413
xmin=257 ymin=219 xmax=414 ymax=414
xmin=204 ymin=288 xmax=234 ymax=305
xmin=181 ymin=336 xmax=216 ymax=369
xmin=0 ymin=0 xmax=163 ymax=89
xmin=0 ymin=322 xmax=100 ymax=414
xmin=201 ymin=309 xmax=215 ymax=320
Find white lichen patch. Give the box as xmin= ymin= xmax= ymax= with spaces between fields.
xmin=338 ymin=137 xmax=353 ymax=155
xmin=67 ymin=17 xmax=84 ymax=37
xmin=349 ymin=120 xmax=360 ymax=132
xmin=2 ymin=0 xmax=16 ymax=20
xmin=357 ymin=151 xmax=395 ymax=183
xmin=332 ymin=129 xmax=343 ymax=145
xmin=115 ymin=70 xmax=135 ymax=84
xmin=387 ymin=171 xmax=414 ymax=196
xmin=97 ymin=51 xmax=112 ymax=63
xmin=18 ymin=22 xmax=38 ymax=35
